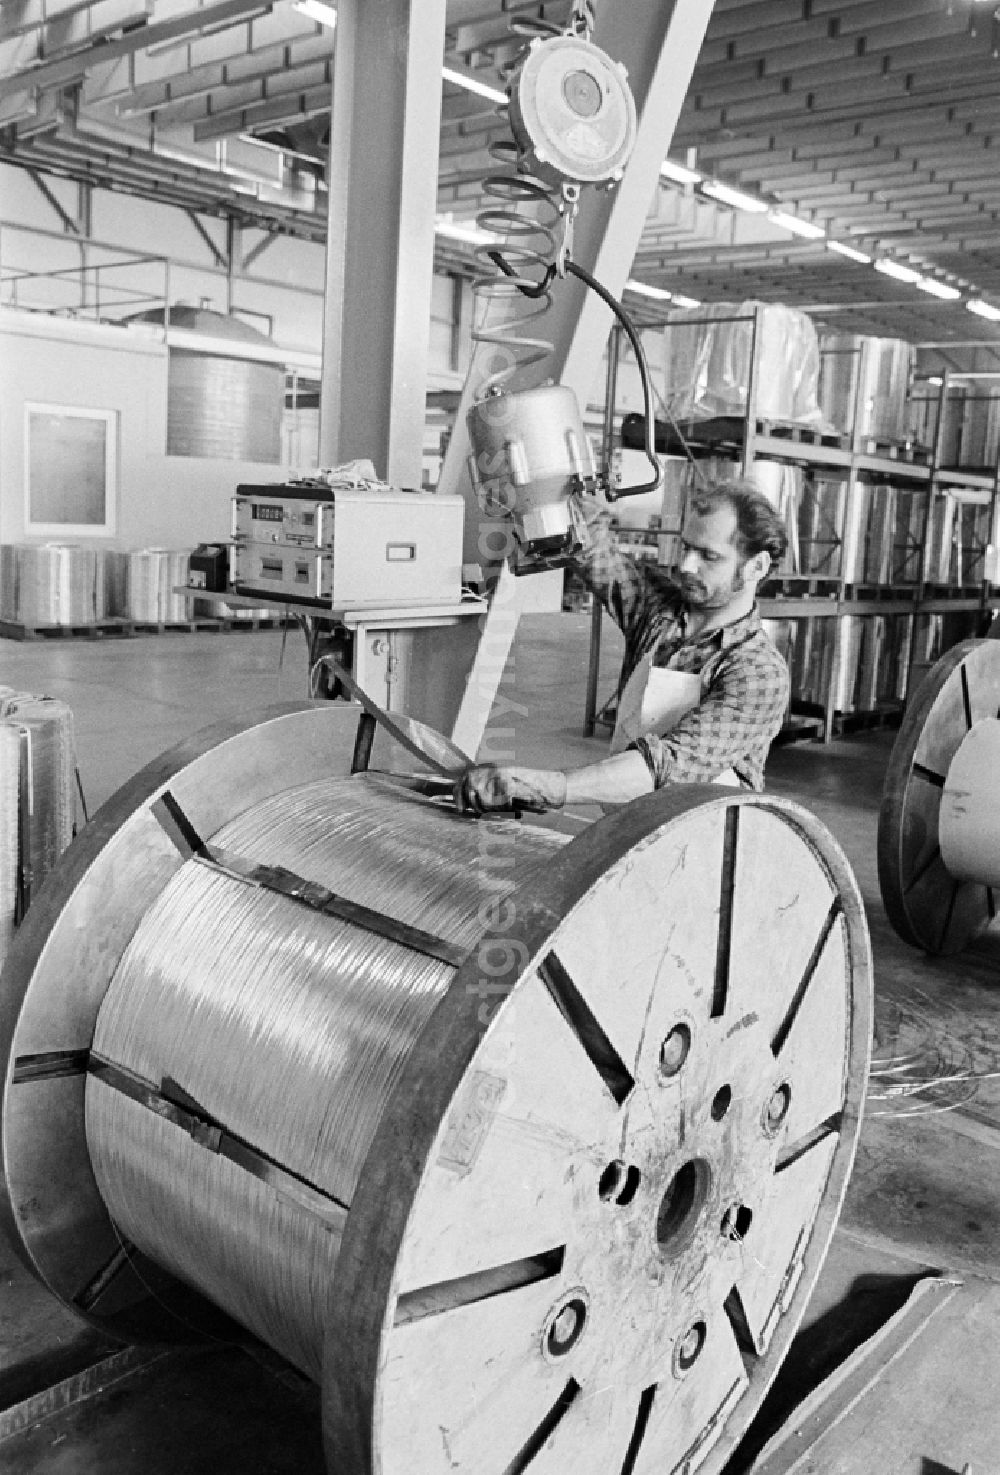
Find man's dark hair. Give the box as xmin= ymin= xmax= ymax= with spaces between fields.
xmin=689 ymin=479 xmax=788 ymax=565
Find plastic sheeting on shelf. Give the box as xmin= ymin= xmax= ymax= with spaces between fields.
xmin=662 ymin=301 xmax=829 ymax=427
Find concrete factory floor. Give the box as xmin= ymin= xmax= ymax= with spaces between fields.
xmin=1 ymin=612 xmax=999 ymax=1474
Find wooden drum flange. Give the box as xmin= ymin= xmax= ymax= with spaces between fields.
xmin=0 ymin=704 xmax=873 ymax=1475
xmin=0 ymin=701 xmax=366 ymax=1342
xmin=878 ymin=639 xmax=1000 ymax=955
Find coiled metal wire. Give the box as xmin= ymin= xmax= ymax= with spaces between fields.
xmin=0 ymin=544 xmax=104 ymax=625
xmin=125 ymin=549 xmax=193 ymax=623
xmin=86 ymin=776 xmax=566 ymax=1377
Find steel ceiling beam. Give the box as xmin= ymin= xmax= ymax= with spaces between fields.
xmin=0 ymin=0 xmax=272 ymax=98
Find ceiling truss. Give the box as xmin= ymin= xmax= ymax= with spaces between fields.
xmin=1 ymin=0 xmax=999 ymax=352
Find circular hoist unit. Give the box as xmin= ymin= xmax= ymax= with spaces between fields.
xmin=467 ymin=33 xmax=638 ymax=557
xmin=879 ymin=635 xmax=1000 ymax=955
xmin=0 ymin=703 xmax=872 ymax=1475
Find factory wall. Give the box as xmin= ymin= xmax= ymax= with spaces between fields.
xmin=0 ymin=162 xmax=476 ymax=553
xmin=0 ymin=310 xmax=290 ymax=549
xmin=0 ymin=163 xmax=469 ymax=382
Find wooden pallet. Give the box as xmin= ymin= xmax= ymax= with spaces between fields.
xmin=767 ymin=576 xmax=841 ymax=598
xmin=859 ymin=437 xmax=932 ymax=464
xmin=0 ymin=618 xmax=135 ymax=643
xmin=841 ymin=584 xmax=919 ymax=603
xmin=131 ymin=615 xmax=294 ymax=635
xmin=833 ymin=704 xmax=904 ymax=735
xmin=0 ymin=615 xmax=294 ymax=641
xmin=755 ymin=419 xmax=849 ymax=450
xmin=922 ymin=584 xmax=986 ymax=601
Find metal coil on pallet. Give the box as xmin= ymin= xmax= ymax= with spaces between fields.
xmin=0 ymin=703 xmax=872 ymax=1474
xmin=124 ymin=549 xmax=193 ymax=624
xmin=0 ymin=544 xmax=105 ymax=626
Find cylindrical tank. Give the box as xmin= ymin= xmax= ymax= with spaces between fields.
xmin=127 ymin=305 xmax=283 ymax=463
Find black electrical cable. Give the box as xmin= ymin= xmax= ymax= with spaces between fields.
xmin=562 ymin=260 xmax=660 ymax=499
xmin=486 ymin=248 xmax=661 ymax=498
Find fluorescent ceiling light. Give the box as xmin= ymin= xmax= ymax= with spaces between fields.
xmin=671 ymin=294 xmax=702 ymax=309
xmin=926 ymin=376 xmax=944 ymax=386
xmin=768 ymin=210 xmax=825 ymax=240
xmin=625 ymin=279 xmax=673 ymax=301
xmin=434 ymin=215 xmax=497 ymax=247
xmin=294 ymin=0 xmax=337 ymax=27
xmin=826 ymin=240 xmax=871 ymax=264
xmin=441 ymin=65 xmax=507 ymax=105
xmin=967 ymin=299 xmax=1000 ymax=321
xmin=874 ymin=258 xmax=922 ymax=284
xmin=700 ymin=180 xmax=769 ymax=213
xmin=915 ymin=277 xmax=962 ymax=301
xmin=660 ymin=159 xmax=701 ymax=185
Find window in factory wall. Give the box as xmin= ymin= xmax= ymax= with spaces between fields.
xmin=24 ymin=404 xmax=118 ymax=537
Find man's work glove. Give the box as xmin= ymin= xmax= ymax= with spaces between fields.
xmin=457 ymin=765 xmax=568 ymax=816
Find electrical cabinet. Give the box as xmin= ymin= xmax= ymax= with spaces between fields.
xmin=232 ymin=482 xmax=465 ymax=609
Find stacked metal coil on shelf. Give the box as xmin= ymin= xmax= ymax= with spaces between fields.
xmin=817 ymin=333 xmax=914 ymax=443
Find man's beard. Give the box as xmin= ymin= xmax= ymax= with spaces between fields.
xmin=678 ymin=565 xmax=745 ymax=606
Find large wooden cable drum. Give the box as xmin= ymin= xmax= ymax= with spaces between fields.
xmin=878 ymin=638 xmax=1000 ymax=954
xmin=0 ymin=704 xmax=872 ymax=1475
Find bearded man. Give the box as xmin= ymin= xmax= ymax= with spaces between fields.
xmin=460 ymin=480 xmax=791 ymax=815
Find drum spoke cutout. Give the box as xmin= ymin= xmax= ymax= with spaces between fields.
xmin=502 ymin=1379 xmax=582 ymax=1475
xmin=903 ymin=844 xmax=942 ymax=897
xmin=151 ymin=790 xmax=206 ymax=857
xmin=771 ymin=901 xmax=842 ymax=1056
xmin=961 ymin=662 xmax=973 ymax=730
xmin=12 ymin=1048 xmax=89 ymax=1083
xmin=912 ymin=763 xmax=945 ymax=788
xmin=74 ymin=1239 xmax=135 ymax=1313
xmin=394 ymin=1247 xmax=565 ymax=1327
xmin=774 ymin=1112 xmax=842 ymax=1173
xmin=723 ymin=1286 xmax=758 ymax=1373
xmin=538 ymin=952 xmax=634 ymax=1105
xmin=712 ymin=808 xmax=739 ymax=1018
xmin=619 ymin=1385 xmax=657 ymax=1475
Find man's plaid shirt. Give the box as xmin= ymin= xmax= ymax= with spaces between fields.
xmin=575 ymin=501 xmax=790 ymax=792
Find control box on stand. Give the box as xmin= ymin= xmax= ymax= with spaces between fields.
xmin=231 ymin=483 xmax=465 ymax=607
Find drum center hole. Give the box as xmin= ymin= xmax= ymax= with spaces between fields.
xmin=656 ymin=1158 xmax=712 ymax=1253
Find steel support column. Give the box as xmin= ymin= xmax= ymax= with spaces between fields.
xmin=319 ymin=0 xmax=446 ymax=485
xmin=437 ymin=0 xmax=715 ymax=559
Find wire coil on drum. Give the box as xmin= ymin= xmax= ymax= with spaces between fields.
xmin=86 ymin=774 xmax=565 ymax=1380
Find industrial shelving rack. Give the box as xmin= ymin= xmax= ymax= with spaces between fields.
xmin=586 ymin=318 xmax=1000 ymax=743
